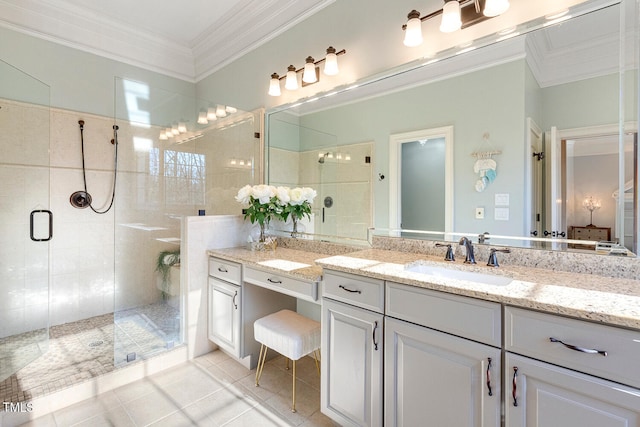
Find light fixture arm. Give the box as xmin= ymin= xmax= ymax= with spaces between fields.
xmin=401 ymin=0 xmax=482 ymax=30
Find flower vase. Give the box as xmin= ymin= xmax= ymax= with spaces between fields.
xmin=291 ymin=217 xmax=306 ymax=238
xmin=248 ymin=222 xmax=277 ymax=251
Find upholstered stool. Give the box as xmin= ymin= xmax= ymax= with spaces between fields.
xmin=254 ymin=309 xmax=321 ymax=412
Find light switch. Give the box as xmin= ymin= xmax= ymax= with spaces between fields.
xmin=495 ymin=193 xmax=510 ymax=206
xmin=495 ymin=207 xmax=509 ymax=221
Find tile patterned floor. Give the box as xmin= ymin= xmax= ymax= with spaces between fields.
xmin=23 ymin=350 xmax=339 ymax=426
xmin=0 ymin=303 xmax=180 ymax=404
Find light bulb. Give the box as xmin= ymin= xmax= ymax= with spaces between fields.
xmin=268 ymin=73 xmax=281 ymax=96
xmin=403 ymin=10 xmax=423 ymax=47
xmin=324 ymin=47 xmax=339 ymax=75
xmin=440 ymin=1 xmax=461 ymax=33
xmin=483 ymin=0 xmax=509 ymax=17
xmin=302 ymin=57 xmax=317 ymax=83
xmin=285 ymin=65 xmax=298 ymax=90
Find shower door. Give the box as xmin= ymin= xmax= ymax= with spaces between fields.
xmin=0 ymin=60 xmax=51 ymax=381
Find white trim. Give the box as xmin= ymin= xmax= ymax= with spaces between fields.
xmin=389 ymin=126 xmax=454 ymax=237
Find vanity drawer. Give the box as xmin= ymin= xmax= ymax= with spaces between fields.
xmin=209 ymin=257 xmax=242 ymax=285
xmin=244 ymin=266 xmax=318 ymax=302
xmin=323 ymin=270 xmax=385 ymax=313
xmin=386 ymin=281 xmax=501 ymax=347
xmin=505 ymin=306 xmax=640 ymax=389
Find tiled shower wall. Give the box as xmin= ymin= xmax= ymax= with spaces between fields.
xmin=2 ymin=98 xmax=260 ymax=336
xmin=270 ymin=142 xmax=372 ymax=240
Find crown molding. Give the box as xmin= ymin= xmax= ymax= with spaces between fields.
xmin=0 ymin=0 xmax=336 ymax=83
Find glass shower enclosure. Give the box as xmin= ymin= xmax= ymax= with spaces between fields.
xmin=0 ymin=59 xmax=51 ymax=382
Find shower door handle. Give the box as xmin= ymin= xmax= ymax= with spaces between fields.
xmin=30 ymin=209 xmax=53 ymax=241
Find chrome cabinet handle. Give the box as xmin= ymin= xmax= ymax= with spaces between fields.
xmin=232 ymin=290 xmax=238 ymax=309
xmin=217 ymin=266 xmax=228 ymax=273
xmin=512 ymin=367 xmax=518 ymax=407
xmin=339 ymin=285 xmax=361 ymax=294
xmin=549 ymin=337 xmax=607 ymax=356
xmin=372 ymin=321 xmax=379 ymax=351
xmin=486 ymin=358 xmax=493 ymax=396
xmin=267 ymin=278 xmax=282 ymax=284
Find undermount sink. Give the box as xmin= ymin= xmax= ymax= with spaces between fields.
xmin=404 ymin=263 xmax=513 ymax=286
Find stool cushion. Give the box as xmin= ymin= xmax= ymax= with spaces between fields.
xmin=254 ymin=309 xmax=321 ymax=361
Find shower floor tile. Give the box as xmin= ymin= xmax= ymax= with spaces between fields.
xmin=0 ymin=302 xmax=181 ymax=405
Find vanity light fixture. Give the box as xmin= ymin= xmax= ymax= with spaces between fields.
xmin=267 ymin=47 xmax=346 ymax=96
xmin=402 ymin=0 xmax=510 ymax=47
xmin=159 ymin=104 xmax=240 ymax=140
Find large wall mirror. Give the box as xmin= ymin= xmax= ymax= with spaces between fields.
xmin=266 ymin=0 xmax=639 ymax=256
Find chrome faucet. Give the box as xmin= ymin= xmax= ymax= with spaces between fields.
xmin=435 ymin=243 xmax=455 ymax=261
xmin=459 ymin=237 xmax=476 ymax=264
xmin=487 ymin=248 xmax=511 ymax=267
xmin=478 ymin=232 xmax=490 ymax=244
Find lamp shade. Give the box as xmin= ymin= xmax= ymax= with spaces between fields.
xmin=440 ymin=0 xmax=462 ymax=33
xmin=216 ymin=105 xmax=227 ymax=117
xmin=285 ymin=65 xmax=298 ymax=90
xmin=302 ymin=57 xmax=317 ymax=83
xmin=483 ymin=0 xmax=509 ymax=17
xmin=403 ymin=10 xmax=423 ymax=47
xmin=324 ymin=47 xmax=339 ymax=75
xmin=197 ymin=111 xmax=208 ymax=125
xmin=268 ymin=73 xmax=281 ymax=96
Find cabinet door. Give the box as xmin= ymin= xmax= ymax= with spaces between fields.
xmin=385 ymin=317 xmax=501 ymax=427
xmin=208 ymin=277 xmax=241 ymax=357
xmin=321 ymin=298 xmax=383 ymax=427
xmin=506 ymin=353 xmax=640 ymax=427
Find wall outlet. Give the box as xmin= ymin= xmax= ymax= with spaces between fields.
xmin=475 ymin=207 xmax=485 ymax=219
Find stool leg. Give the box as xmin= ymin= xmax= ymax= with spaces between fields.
xmin=313 ymin=349 xmax=320 ymax=376
xmin=291 ymin=359 xmax=297 ymax=412
xmin=255 ymin=344 xmax=267 ymax=387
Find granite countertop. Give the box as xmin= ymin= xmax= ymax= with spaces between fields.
xmin=315 ymin=249 xmax=640 ymax=330
xmin=208 ymin=246 xmax=640 ymax=330
xmin=208 ymin=247 xmax=324 ymax=282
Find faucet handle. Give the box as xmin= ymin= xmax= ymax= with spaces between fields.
xmin=435 ymin=243 xmax=455 ymax=261
xmin=487 ymin=248 xmax=511 ymax=267
xmin=478 ymin=232 xmax=490 ymax=244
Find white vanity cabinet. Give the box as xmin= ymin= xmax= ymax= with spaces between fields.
xmin=385 ymin=282 xmax=502 ymax=427
xmin=504 ymin=306 xmax=640 ymax=426
xmin=321 ymin=270 xmax=385 ymax=427
xmin=208 ymin=257 xmax=297 ymax=367
xmin=208 ymin=257 xmax=243 ymax=357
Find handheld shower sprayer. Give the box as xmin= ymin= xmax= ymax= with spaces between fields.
xmin=69 ymin=119 xmax=119 ymax=214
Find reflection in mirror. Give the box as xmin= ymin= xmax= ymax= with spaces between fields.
xmin=265 ymin=0 xmax=638 ymax=256
xmin=268 ymin=115 xmax=373 ymax=240
xmin=389 ymin=126 xmax=454 ymax=238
